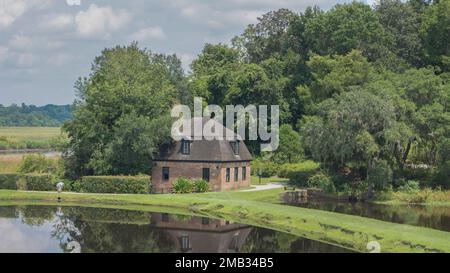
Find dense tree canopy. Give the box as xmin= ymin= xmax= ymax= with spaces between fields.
xmin=0 ymin=104 xmax=73 ymax=127
xmin=62 ymin=0 xmax=449 ymax=189
xmin=63 ymin=43 xmax=182 ymax=178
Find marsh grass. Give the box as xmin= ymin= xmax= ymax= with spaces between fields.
xmin=0 ymin=127 xmax=66 ymax=150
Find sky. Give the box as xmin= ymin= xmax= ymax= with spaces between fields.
xmin=0 ymin=0 xmax=371 ymax=106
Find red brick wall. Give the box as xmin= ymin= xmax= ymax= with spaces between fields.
xmin=152 ymin=161 xmax=251 ymax=193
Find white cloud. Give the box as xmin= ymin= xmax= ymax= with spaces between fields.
xmin=0 ymin=0 xmax=54 ymax=29
xmin=75 ymin=4 xmax=131 ymax=37
xmin=130 ymin=26 xmax=166 ymax=41
xmin=0 ymin=0 xmax=26 ymax=29
xmin=40 ymin=14 xmax=74 ymax=31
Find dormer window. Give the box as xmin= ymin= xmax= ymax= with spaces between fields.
xmin=230 ymin=140 xmax=240 ymax=155
xmin=181 ymin=139 xmax=190 ymax=155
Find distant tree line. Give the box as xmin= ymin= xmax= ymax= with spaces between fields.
xmin=0 ymin=104 xmax=73 ymax=127
xmin=63 ymin=0 xmax=450 ymax=190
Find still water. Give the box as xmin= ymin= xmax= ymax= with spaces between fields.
xmin=293 ymin=200 xmax=450 ymax=232
xmin=0 ymin=206 xmax=351 ymax=253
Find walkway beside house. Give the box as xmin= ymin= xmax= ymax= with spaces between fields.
xmin=240 ymin=183 xmax=285 ymax=192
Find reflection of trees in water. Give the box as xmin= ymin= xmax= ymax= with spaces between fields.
xmin=18 ymin=206 xmax=55 ymax=226
xmin=296 ymin=201 xmax=450 ymax=231
xmin=50 ymin=207 xmax=176 ymax=253
xmin=241 ymin=228 xmax=353 ymax=253
xmin=240 ymin=228 xmax=293 ymax=253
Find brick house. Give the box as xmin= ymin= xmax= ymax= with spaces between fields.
xmin=152 ymin=117 xmax=253 ymax=193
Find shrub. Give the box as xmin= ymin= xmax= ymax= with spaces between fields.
xmin=368 ymin=160 xmax=392 ymax=191
xmin=284 ymin=161 xmax=321 ymax=186
xmin=17 ymin=154 xmax=58 ymax=174
xmin=397 ymin=180 xmax=420 ymax=193
xmin=193 ymin=179 xmax=209 ymax=193
xmin=81 ymin=176 xmax=150 ymax=194
xmin=172 ymin=177 xmax=194 ymax=194
xmin=0 ymin=140 xmax=10 ymax=150
xmin=0 ymin=173 xmax=21 ymax=190
xmin=432 ymin=161 xmax=450 ymax=189
xmin=24 ymin=174 xmax=55 ymax=191
xmin=307 ymin=172 xmax=335 ymax=193
xmin=401 ymin=167 xmax=432 ymax=185
xmin=251 ymin=160 xmax=278 ymax=177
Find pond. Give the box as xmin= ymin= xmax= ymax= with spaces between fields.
xmin=0 ymin=206 xmax=352 ymax=253
xmin=291 ymin=199 xmax=450 ymax=232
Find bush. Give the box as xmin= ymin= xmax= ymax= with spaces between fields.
xmin=251 ymin=160 xmax=278 ymax=178
xmin=80 ymin=176 xmax=150 ymax=194
xmin=0 ymin=173 xmax=21 ymax=190
xmin=284 ymin=161 xmax=321 ymax=186
xmin=307 ymin=172 xmax=336 ymax=193
xmin=432 ymin=161 xmax=450 ymax=189
xmin=172 ymin=177 xmax=194 ymax=194
xmin=397 ymin=180 xmax=420 ymax=193
xmin=24 ymin=174 xmax=56 ymax=191
xmin=368 ymin=160 xmax=392 ymax=191
xmin=17 ymin=154 xmax=58 ymax=174
xmin=401 ymin=167 xmax=432 ymax=186
xmin=193 ymin=179 xmax=209 ymax=193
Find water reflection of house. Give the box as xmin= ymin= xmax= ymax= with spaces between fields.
xmin=149 ymin=213 xmax=252 ymax=253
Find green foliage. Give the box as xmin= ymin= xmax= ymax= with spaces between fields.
xmin=17 ymin=154 xmax=58 ymax=174
xmin=272 ymin=124 xmax=303 ymax=164
xmin=251 ymin=159 xmax=278 ymax=178
xmin=23 ymin=174 xmax=55 ymax=191
xmin=304 ymin=2 xmax=390 ymax=58
xmin=63 ymin=43 xmax=181 ymax=178
xmin=0 ymin=104 xmax=73 ymax=127
xmin=397 ymin=180 xmax=421 ymax=193
xmin=420 ymin=0 xmax=450 ymax=70
xmin=284 ymin=161 xmax=321 ymax=186
xmin=193 ymin=179 xmax=209 ymax=193
xmin=307 ymin=172 xmax=336 ymax=193
xmin=368 ymin=160 xmax=393 ymax=191
xmin=172 ymin=177 xmax=194 ymax=194
xmin=80 ymin=176 xmax=150 ymax=194
xmin=0 ymin=173 xmax=21 ymax=190
xmin=433 ymin=161 xmax=450 ymax=189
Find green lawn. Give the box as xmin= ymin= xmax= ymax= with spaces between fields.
xmin=1 ymin=189 xmax=449 ymax=253
xmin=251 ymin=175 xmax=288 ymax=185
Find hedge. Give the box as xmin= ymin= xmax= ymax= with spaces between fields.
xmin=0 ymin=173 xmax=56 ymax=191
xmin=23 ymin=174 xmax=56 ymax=191
xmin=80 ymin=176 xmax=151 ymax=194
xmin=0 ymin=173 xmax=21 ymax=190
xmin=284 ymin=161 xmax=321 ymax=186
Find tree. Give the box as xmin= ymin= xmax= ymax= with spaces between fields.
xmin=375 ymin=0 xmax=423 ymax=67
xmin=301 ymin=50 xmax=373 ymax=102
xmin=272 ymin=124 xmax=303 ymax=164
xmin=300 ymin=90 xmax=409 ymax=174
xmin=420 ymin=0 xmax=450 ymax=71
xmin=232 ymin=9 xmax=302 ymax=63
xmin=63 ymin=43 xmax=181 ymax=178
xmin=304 ymin=2 xmax=390 ymax=59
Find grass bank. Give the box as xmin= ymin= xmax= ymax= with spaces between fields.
xmin=0 ymin=189 xmax=449 ymax=253
xmin=373 ymin=189 xmax=450 ymax=206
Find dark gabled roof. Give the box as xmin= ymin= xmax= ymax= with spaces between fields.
xmin=156 ymin=117 xmax=253 ymax=162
